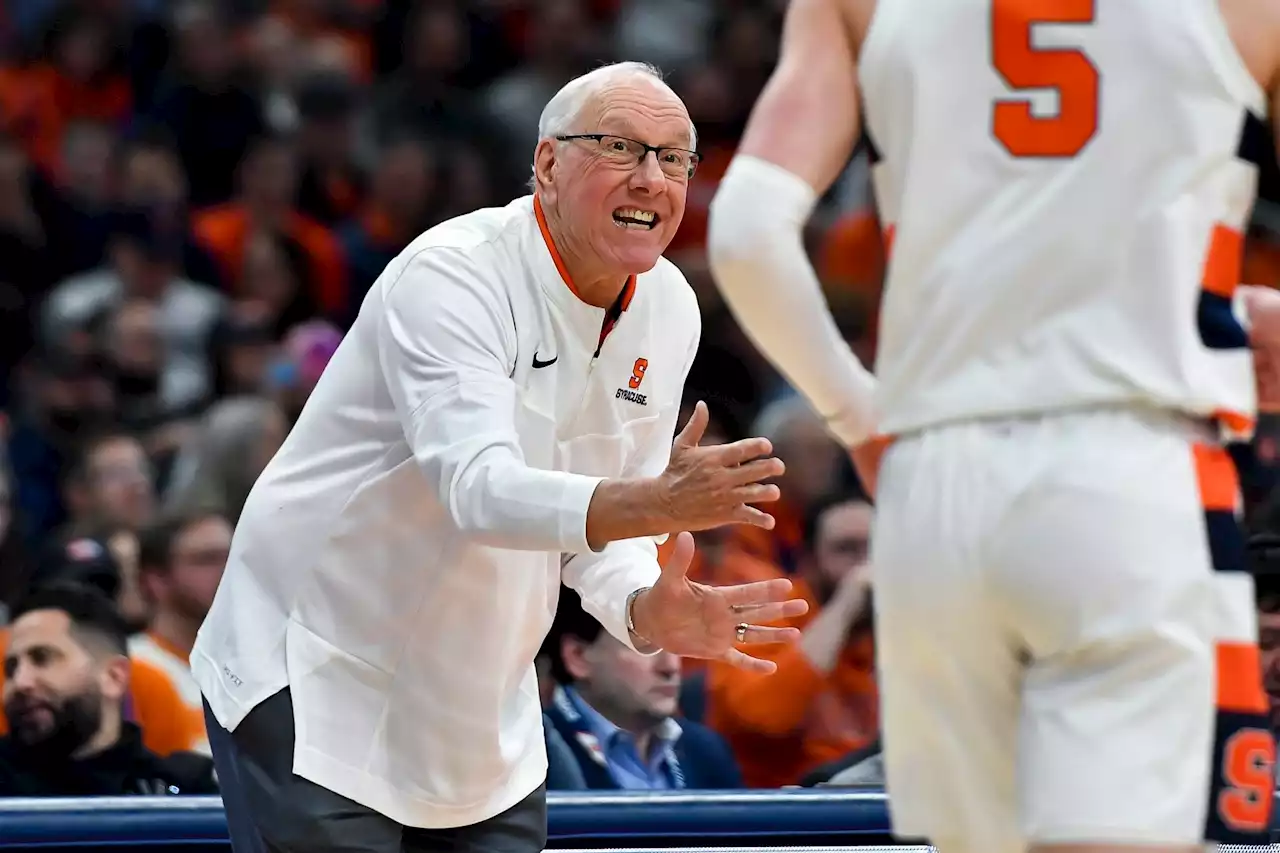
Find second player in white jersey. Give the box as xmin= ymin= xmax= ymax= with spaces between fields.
xmin=707 ymin=0 xmax=1280 ymax=851
xmin=862 ymin=0 xmax=1261 ymax=437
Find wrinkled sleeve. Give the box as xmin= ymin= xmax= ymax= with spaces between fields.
xmin=377 ymin=248 xmax=602 ymax=553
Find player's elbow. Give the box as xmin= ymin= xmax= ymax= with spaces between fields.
xmin=707 ymin=156 xmax=815 ymax=283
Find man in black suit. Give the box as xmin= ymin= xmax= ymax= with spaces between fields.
xmin=543 ymin=584 xmax=742 ymax=790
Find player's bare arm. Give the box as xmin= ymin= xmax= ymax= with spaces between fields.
xmin=707 ymin=0 xmax=884 ymax=491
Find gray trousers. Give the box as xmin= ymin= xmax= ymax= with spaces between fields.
xmin=204 ymin=689 xmax=548 ymax=853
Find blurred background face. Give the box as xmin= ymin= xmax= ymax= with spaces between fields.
xmin=405 ymin=5 xmax=467 ymax=80
xmin=60 ymin=123 xmax=116 ymax=205
xmin=3 ymin=610 xmax=125 ymax=754
xmin=174 ymin=3 xmax=235 ymax=87
xmin=39 ymin=377 xmax=114 ymax=434
xmin=111 ymin=240 xmax=178 ymax=298
xmin=809 ymin=500 xmax=872 ymax=600
xmin=150 ymin=516 xmax=231 ymax=620
xmin=242 ymin=234 xmax=302 ymax=315
xmin=106 ymin=301 xmax=163 ymax=383
xmin=83 ymin=438 xmax=154 ymax=530
xmin=241 ymin=141 xmax=300 ymax=211
xmin=564 ymin=634 xmax=681 ymax=728
xmin=57 ymin=18 xmax=112 ymax=81
xmin=120 ymin=147 xmax=186 ymax=208
xmin=775 ymin=416 xmax=844 ymax=510
xmin=373 ymin=141 xmax=435 ymax=225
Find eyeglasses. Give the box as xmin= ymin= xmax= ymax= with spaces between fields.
xmin=556 ymin=134 xmax=700 ymax=180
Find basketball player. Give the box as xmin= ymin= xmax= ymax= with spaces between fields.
xmin=707 ymin=1 xmax=1280 ymax=852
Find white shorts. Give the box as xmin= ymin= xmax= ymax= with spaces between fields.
xmin=872 ymin=407 xmax=1275 ymax=851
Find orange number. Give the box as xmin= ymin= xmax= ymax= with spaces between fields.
xmin=629 ymin=358 xmax=649 ymax=390
xmin=1217 ymin=727 xmax=1276 ymax=833
xmin=991 ymin=0 xmax=1099 ymax=158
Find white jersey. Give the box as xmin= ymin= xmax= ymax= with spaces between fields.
xmin=859 ymin=0 xmax=1267 ymax=438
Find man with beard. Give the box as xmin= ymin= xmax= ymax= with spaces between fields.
xmin=0 ymin=582 xmax=217 ymax=796
xmin=706 ymin=493 xmax=878 ymax=787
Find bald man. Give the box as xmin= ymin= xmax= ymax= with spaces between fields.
xmin=193 ymin=61 xmax=808 ymax=853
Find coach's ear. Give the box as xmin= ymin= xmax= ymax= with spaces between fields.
xmin=533 ymin=139 xmax=559 ymax=202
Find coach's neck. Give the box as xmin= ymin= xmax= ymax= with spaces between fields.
xmin=540 ymin=199 xmax=629 ymax=310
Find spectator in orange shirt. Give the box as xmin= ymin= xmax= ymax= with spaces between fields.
xmin=707 ymin=492 xmax=878 ymax=788
xmin=193 ymin=132 xmax=347 ymax=318
xmin=729 ymin=395 xmax=850 ymax=575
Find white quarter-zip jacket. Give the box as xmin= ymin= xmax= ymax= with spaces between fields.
xmin=191 ymin=195 xmax=701 ymax=828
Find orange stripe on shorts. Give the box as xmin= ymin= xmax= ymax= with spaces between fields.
xmin=1216 ymin=642 xmax=1268 ymax=714
xmin=1193 ymin=443 xmax=1240 ymax=512
xmin=1202 ymin=224 xmax=1243 ymax=300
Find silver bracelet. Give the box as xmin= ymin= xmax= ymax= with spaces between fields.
xmin=625 ymin=586 xmax=653 ymax=644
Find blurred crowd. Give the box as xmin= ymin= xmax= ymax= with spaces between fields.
xmin=4 ymin=0 xmax=1280 ymax=800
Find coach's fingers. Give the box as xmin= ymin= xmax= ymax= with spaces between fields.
xmin=732 ymin=505 xmax=775 ymax=529
xmin=674 ymin=401 xmax=708 ymax=448
xmin=728 ymin=457 xmax=785 ymax=485
xmin=708 ymin=436 xmax=774 ymax=466
xmin=734 ymin=625 xmax=802 ymax=645
xmin=729 ymin=601 xmax=809 ymax=625
xmin=721 ymin=648 xmax=778 ymax=674
xmin=733 ymin=483 xmax=781 ymax=505
xmin=719 ymin=576 xmax=794 ymax=606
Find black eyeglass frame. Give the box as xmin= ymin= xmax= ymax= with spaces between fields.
xmin=555 ymin=133 xmax=701 ymax=179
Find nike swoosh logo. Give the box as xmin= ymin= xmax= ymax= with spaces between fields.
xmin=532 ymin=353 xmax=558 ymax=369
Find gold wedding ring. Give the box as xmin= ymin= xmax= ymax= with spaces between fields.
xmin=735 ymin=622 xmax=749 ymax=643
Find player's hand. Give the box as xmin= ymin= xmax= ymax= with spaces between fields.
xmin=1241 ymin=285 xmax=1280 ymax=412
xmin=630 ymin=532 xmax=808 ymax=672
xmin=656 ymin=401 xmax=785 ymax=532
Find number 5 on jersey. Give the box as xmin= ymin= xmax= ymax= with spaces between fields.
xmin=991 ymin=0 xmax=1099 ymax=158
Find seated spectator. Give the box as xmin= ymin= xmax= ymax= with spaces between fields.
xmin=337 ymin=132 xmax=439 ymax=322
xmin=236 ymin=229 xmax=320 ymax=339
xmin=544 ymin=585 xmax=742 ymax=790
xmin=0 ymin=536 xmax=209 ymax=757
xmin=113 ymin=126 xmax=224 ymax=290
xmin=59 ymin=430 xmax=155 ymax=540
xmin=728 ymin=397 xmax=851 ymax=575
xmin=534 ymin=639 xmax=587 ymax=791
xmin=131 ymin=510 xmax=232 ymax=732
xmin=0 ymin=582 xmax=217 ymax=795
xmin=147 ymin=1 xmax=265 ymax=208
xmin=207 ymin=311 xmax=278 ymax=398
xmin=6 ymin=345 xmax=118 ymax=543
xmin=707 ymin=493 xmax=879 ymax=787
xmin=293 ymin=69 xmax=366 ymax=226
xmin=192 ymin=132 xmax=347 ymax=319
xmin=163 ymin=397 xmax=286 ymax=524
xmin=42 ymin=205 xmax=225 ymax=413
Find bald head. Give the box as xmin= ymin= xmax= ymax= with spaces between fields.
xmin=537 ymin=62 xmax=697 ymax=152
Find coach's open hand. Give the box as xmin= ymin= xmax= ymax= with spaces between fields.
xmin=630 ymin=531 xmax=809 ymax=672
xmin=657 ymin=401 xmax=785 ymax=531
